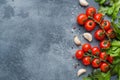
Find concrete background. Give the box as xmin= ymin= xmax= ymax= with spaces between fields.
xmin=0 ymin=0 xmax=116 ymax=80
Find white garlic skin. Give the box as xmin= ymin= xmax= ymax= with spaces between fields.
xmin=74 ymin=35 xmax=81 ymax=46
xmin=77 ymin=69 xmax=86 ymax=77
xmin=83 ymin=33 xmax=92 ymax=42
xmin=79 ymin=0 xmax=89 ymax=6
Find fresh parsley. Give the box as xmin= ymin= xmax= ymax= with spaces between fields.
xmin=95 ymin=0 xmax=120 ymax=20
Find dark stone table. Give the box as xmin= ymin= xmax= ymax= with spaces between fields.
xmin=0 ymin=0 xmax=116 ymax=80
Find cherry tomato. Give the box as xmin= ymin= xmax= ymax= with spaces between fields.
xmin=75 ymin=50 xmax=84 ymax=60
xmin=82 ymin=56 xmax=91 ymax=66
xmin=77 ymin=13 xmax=88 ymax=25
xmin=84 ymin=20 xmax=96 ymax=31
xmin=107 ymin=28 xmax=116 ymax=39
xmin=92 ymin=46 xmax=100 ymax=56
xmin=94 ymin=13 xmax=103 ymax=22
xmin=107 ymin=55 xmax=114 ymax=64
xmin=94 ymin=29 xmax=105 ymax=41
xmin=100 ymin=62 xmax=109 ymax=72
xmin=86 ymin=6 xmax=96 ymax=17
xmin=101 ymin=20 xmax=111 ymax=31
xmin=92 ymin=58 xmax=101 ymax=68
xmin=100 ymin=52 xmax=108 ymax=60
xmin=100 ymin=40 xmax=110 ymax=49
xmin=82 ymin=43 xmax=92 ymax=52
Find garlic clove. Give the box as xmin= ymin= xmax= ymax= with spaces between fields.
xmin=83 ymin=33 xmax=92 ymax=42
xmin=77 ymin=69 xmax=86 ymax=77
xmin=79 ymin=0 xmax=89 ymax=6
xmin=74 ymin=35 xmax=81 ymax=46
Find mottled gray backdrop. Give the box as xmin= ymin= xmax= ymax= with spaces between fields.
xmin=0 ymin=0 xmax=116 ymax=80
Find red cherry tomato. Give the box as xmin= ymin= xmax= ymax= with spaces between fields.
xmin=86 ymin=6 xmax=96 ymax=17
xmin=92 ymin=46 xmax=100 ymax=56
xmin=92 ymin=58 xmax=101 ymax=68
xmin=84 ymin=20 xmax=96 ymax=31
xmin=99 ymin=52 xmax=108 ymax=60
xmin=75 ymin=50 xmax=84 ymax=60
xmin=82 ymin=56 xmax=91 ymax=66
xmin=100 ymin=40 xmax=110 ymax=49
xmin=94 ymin=29 xmax=105 ymax=41
xmin=100 ymin=62 xmax=109 ymax=72
xmin=107 ymin=55 xmax=114 ymax=64
xmin=77 ymin=13 xmax=88 ymax=25
xmin=82 ymin=43 xmax=92 ymax=52
xmin=107 ymin=28 xmax=116 ymax=39
xmin=94 ymin=13 xmax=103 ymax=22
xmin=101 ymin=20 xmax=111 ymax=31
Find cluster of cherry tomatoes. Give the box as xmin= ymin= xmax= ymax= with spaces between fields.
xmin=75 ymin=7 xmax=115 ymax=73
xmin=75 ymin=43 xmax=113 ymax=72
xmin=77 ymin=6 xmax=116 ymax=42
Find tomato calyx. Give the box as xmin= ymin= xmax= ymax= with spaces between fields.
xmin=105 ymin=65 xmax=109 ymax=70
xmin=103 ymin=56 xmax=107 ymax=60
xmin=99 ymin=32 xmax=104 ymax=37
xmin=100 ymin=40 xmax=111 ymax=49
xmin=107 ymin=28 xmax=116 ymax=39
xmin=103 ymin=41 xmax=110 ymax=47
xmin=84 ymin=20 xmax=96 ymax=31
xmin=96 ymin=60 xmax=100 ymax=65
xmin=103 ymin=41 xmax=108 ymax=45
xmin=102 ymin=21 xmax=109 ymax=28
xmin=83 ymin=19 xmax=87 ymax=23
xmin=90 ymin=12 xmax=94 ymax=17
xmin=89 ymin=22 xmax=93 ymax=25
xmin=88 ymin=49 xmax=92 ymax=53
xmin=95 ymin=52 xmax=99 ymax=56
xmin=103 ymin=21 xmax=107 ymax=26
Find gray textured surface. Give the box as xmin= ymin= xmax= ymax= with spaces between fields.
xmin=0 ymin=0 xmax=116 ymax=80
